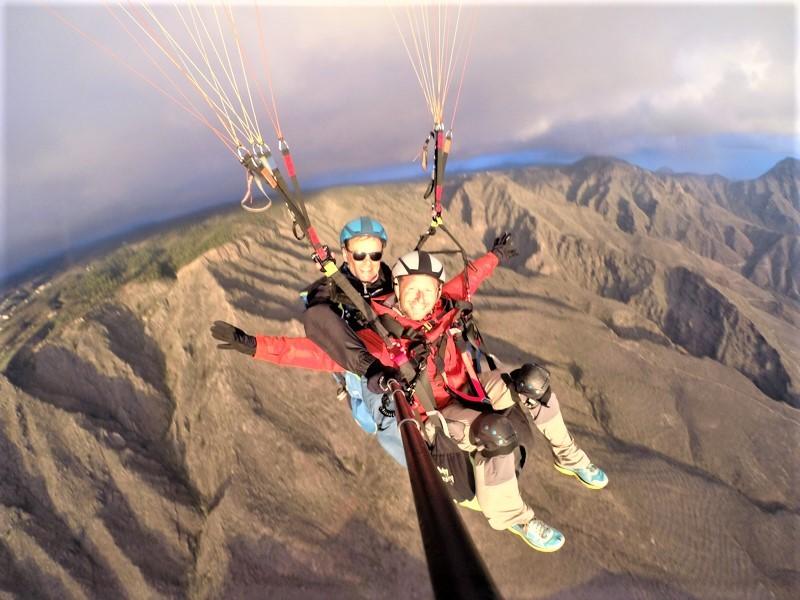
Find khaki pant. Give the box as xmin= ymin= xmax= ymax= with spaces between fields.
xmin=529 ymin=391 xmax=591 ymax=470
xmin=440 ymin=371 xmax=589 ymax=530
xmin=439 ymin=371 xmax=528 ymax=530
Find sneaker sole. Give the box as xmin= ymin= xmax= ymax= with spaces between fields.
xmin=457 ymin=497 xmax=482 ymax=512
xmin=507 ymin=525 xmax=565 ymax=553
xmin=553 ymin=463 xmax=608 ymax=489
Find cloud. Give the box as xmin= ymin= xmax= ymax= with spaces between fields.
xmin=3 ymin=2 xmax=796 ymax=277
xmin=490 ymin=10 xmax=794 ymax=157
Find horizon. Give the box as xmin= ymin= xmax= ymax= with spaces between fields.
xmin=2 ymin=152 xmax=795 ymax=287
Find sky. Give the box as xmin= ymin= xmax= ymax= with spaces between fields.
xmin=1 ymin=1 xmax=797 ymax=280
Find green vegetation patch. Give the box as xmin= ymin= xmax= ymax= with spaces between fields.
xmin=56 ymin=217 xmax=247 ymax=324
xmin=0 ymin=209 xmax=276 ymax=372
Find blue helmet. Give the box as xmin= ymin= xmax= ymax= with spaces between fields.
xmin=339 ymin=216 xmax=388 ymax=247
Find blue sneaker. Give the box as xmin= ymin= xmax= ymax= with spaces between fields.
xmin=554 ymin=463 xmax=608 ymax=489
xmin=508 ymin=518 xmax=565 ymax=553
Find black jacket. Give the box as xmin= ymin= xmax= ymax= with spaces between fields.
xmin=301 ymin=262 xmax=393 ymax=376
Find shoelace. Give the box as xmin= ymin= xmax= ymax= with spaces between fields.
xmin=526 ymin=519 xmax=552 ymax=539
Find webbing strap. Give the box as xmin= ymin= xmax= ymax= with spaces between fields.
xmin=376 ymin=313 xmax=438 ymax=414
xmin=388 ymin=300 xmax=489 ymax=407
xmin=464 ymin=318 xmax=498 ymax=372
xmin=452 ymin=332 xmax=489 ymax=403
xmin=415 ymin=221 xmax=476 ymax=303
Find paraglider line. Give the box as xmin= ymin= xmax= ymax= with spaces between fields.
xmin=255 ymin=1 xmax=283 ymax=139
xmin=48 ymin=6 xmax=237 ymax=156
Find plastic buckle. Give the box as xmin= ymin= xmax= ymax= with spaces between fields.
xmin=312 ymin=246 xmax=337 ymax=276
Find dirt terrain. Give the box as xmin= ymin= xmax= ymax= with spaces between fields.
xmin=1 ymin=158 xmax=798 ymax=599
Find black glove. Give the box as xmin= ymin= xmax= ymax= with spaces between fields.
xmin=210 ymin=320 xmax=257 ymax=356
xmin=491 ymin=232 xmax=519 ymax=262
xmin=365 ymin=360 xmax=401 ymax=394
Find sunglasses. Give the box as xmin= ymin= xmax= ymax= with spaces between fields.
xmin=350 ymin=251 xmax=383 ymax=262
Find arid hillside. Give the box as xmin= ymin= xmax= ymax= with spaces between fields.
xmin=1 ymin=158 xmax=798 ymax=599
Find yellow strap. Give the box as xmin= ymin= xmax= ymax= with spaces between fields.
xmin=322 ymin=261 xmax=339 ymax=277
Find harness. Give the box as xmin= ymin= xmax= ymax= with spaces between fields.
xmin=376 ymin=297 xmax=496 ymax=408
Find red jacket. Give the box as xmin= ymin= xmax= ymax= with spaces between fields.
xmin=254 ymin=252 xmax=500 ymax=411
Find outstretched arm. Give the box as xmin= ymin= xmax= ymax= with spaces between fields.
xmin=441 ymin=251 xmax=498 ymax=299
xmin=252 ymin=334 xmax=345 ymax=372
xmin=210 ymin=320 xmax=344 ymax=372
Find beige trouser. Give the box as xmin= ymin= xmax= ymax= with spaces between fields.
xmin=529 ymin=391 xmax=591 ymax=470
xmin=440 ymin=371 xmax=590 ymax=530
xmin=440 ymin=371 xmax=533 ymax=530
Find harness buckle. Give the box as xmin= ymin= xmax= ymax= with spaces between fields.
xmin=312 ymin=246 xmax=337 ymax=276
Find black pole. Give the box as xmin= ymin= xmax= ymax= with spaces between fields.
xmin=389 ymin=381 xmax=503 ymax=600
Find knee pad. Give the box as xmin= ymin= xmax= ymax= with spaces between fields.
xmin=469 ymin=413 xmax=519 ymax=457
xmin=508 ymin=363 xmax=552 ymax=406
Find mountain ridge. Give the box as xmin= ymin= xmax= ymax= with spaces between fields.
xmin=1 ymin=156 xmax=798 ymax=598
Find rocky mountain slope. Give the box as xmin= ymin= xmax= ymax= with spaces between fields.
xmin=1 ymin=158 xmax=798 ymax=599
xmin=510 ymin=156 xmax=799 ymax=301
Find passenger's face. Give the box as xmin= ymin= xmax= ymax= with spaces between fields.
xmin=398 ymin=274 xmax=441 ymax=320
xmin=343 ymin=236 xmax=384 ymax=284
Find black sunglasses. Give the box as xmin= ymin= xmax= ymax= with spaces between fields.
xmin=351 ymin=251 xmax=383 ymax=262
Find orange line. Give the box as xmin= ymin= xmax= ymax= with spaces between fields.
xmin=47 ymin=6 xmax=237 ymax=156
xmin=255 ymin=1 xmax=282 ymax=139
xmin=450 ymin=9 xmax=477 ymax=131
xmin=104 ymin=6 xmax=235 ymax=154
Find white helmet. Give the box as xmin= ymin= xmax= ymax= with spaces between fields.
xmin=392 ymin=250 xmax=446 ymax=296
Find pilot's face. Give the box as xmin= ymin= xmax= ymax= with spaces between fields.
xmin=398 ymin=274 xmax=441 ymax=320
xmin=344 ymin=236 xmax=383 ymax=284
